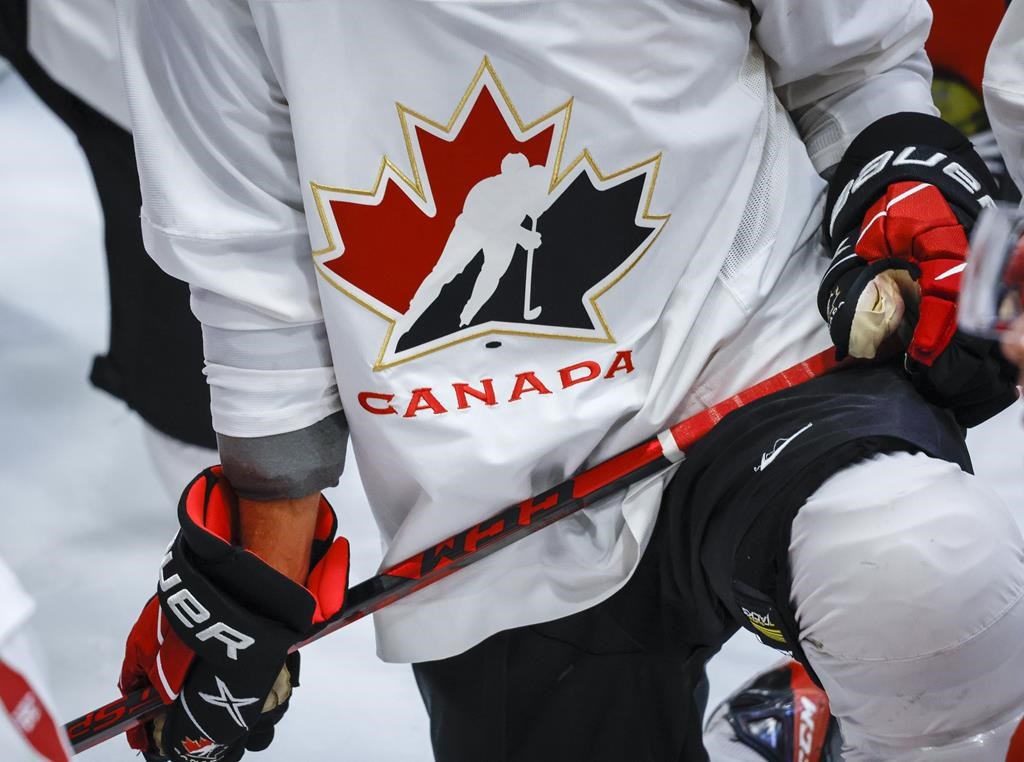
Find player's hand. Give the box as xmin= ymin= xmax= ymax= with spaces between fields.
xmin=119 ymin=468 xmax=349 ymax=761
xmin=819 ymin=181 xmax=968 ymax=364
xmin=818 ymin=112 xmax=1018 ymax=426
xmin=518 ymin=228 xmax=542 ymax=250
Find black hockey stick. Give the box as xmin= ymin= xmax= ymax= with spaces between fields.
xmin=64 ymin=348 xmax=840 ymax=754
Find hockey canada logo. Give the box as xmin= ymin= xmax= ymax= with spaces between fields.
xmin=311 ymin=58 xmax=668 ymax=369
xmin=180 ymin=736 xmax=227 ymax=761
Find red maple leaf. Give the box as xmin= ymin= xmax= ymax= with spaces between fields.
xmin=182 ymin=737 xmax=215 ymax=753
xmin=323 ymin=86 xmax=554 ymax=314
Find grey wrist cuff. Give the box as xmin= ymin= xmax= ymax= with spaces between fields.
xmin=217 ymin=411 xmax=348 ymax=500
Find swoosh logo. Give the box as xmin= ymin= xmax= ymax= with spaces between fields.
xmin=754 ymin=422 xmax=813 ymax=472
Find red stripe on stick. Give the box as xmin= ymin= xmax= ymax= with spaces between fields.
xmin=667 ymin=350 xmax=838 ymax=452
xmin=572 ymin=440 xmax=665 ymax=499
xmin=64 ymin=348 xmax=843 ymax=755
xmin=382 ymin=553 xmax=425 ymax=581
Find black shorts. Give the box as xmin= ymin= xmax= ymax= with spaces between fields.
xmin=413 ymin=362 xmax=970 ymax=762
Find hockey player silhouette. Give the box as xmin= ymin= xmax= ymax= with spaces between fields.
xmin=396 ymin=152 xmax=552 ymax=338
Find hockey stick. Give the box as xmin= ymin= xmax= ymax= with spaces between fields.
xmin=522 ymin=216 xmax=542 ymax=321
xmin=64 ymin=348 xmax=840 ymax=754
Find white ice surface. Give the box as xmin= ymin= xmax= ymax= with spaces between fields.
xmin=0 ymin=70 xmax=1021 ymax=761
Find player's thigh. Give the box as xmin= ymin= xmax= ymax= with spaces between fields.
xmin=666 ymin=363 xmax=972 ymax=660
xmin=791 ymin=452 xmax=1024 ymax=757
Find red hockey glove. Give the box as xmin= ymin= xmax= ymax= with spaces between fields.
xmin=823 ymin=181 xmax=969 ymax=365
xmin=119 ymin=468 xmax=349 ymax=762
xmin=818 ymin=112 xmax=1017 ymax=427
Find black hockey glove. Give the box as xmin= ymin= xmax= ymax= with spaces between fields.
xmin=120 ymin=468 xmax=349 ymax=762
xmin=817 ymin=112 xmax=1018 ymax=427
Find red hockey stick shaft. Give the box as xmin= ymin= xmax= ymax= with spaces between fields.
xmin=64 ymin=349 xmax=839 ymax=754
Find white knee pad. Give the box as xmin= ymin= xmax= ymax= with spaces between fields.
xmin=789 ymin=452 xmax=1024 ymax=760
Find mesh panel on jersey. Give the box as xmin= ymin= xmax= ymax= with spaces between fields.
xmin=721 ymin=78 xmax=789 ymax=284
xmin=739 ymin=43 xmax=767 ymax=96
xmin=799 ymin=111 xmax=844 ymax=172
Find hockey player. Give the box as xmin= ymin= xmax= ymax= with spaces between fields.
xmin=927 ymin=0 xmax=1019 ymax=202
xmin=0 ymin=558 xmax=71 ymax=762
xmin=986 ymin=0 xmax=1024 ymax=387
xmin=985 ymin=0 xmax=1024 ymax=197
xmin=0 ymin=0 xmax=217 ymax=496
xmin=707 ymin=3 xmax=1024 ymax=757
xmin=114 ymin=1 xmax=1023 ymax=760
xmin=397 ymin=152 xmax=551 ymax=336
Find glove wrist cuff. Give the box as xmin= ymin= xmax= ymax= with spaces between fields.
xmin=173 ymin=469 xmax=338 ymax=629
xmin=158 ymin=534 xmax=309 ymax=668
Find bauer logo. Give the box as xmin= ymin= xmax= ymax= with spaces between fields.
xmin=158 ymin=548 xmax=256 ymax=661
xmin=311 ymin=57 xmax=669 ymax=369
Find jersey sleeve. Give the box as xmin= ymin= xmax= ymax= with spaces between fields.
xmin=983 ymin=1 xmax=1024 ymax=197
xmin=117 ymin=0 xmax=346 ymax=498
xmin=752 ymin=0 xmax=937 ymax=173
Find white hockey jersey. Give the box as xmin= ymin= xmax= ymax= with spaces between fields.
xmin=985 ymin=0 xmax=1024 ymax=194
xmin=27 ymin=0 xmax=129 ymax=130
xmin=116 ymin=0 xmax=936 ymax=663
xmin=0 ymin=561 xmax=33 ymax=650
xmin=0 ymin=558 xmax=70 ymax=762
